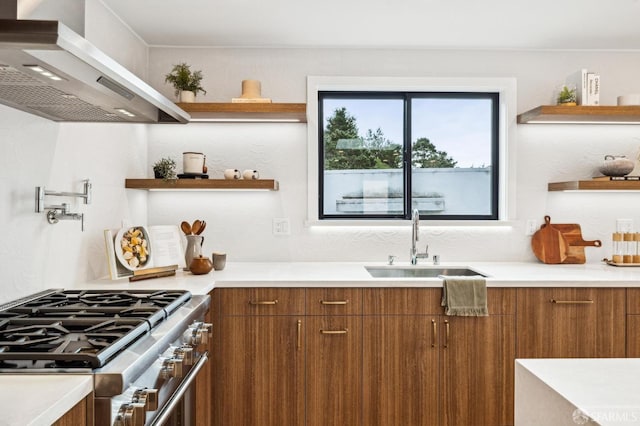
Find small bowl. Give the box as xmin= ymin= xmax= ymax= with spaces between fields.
xmin=599 ymin=155 xmax=635 ymax=177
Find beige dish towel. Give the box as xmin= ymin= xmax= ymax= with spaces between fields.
xmin=440 ymin=275 xmax=488 ymax=316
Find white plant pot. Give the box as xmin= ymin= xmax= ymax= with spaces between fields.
xmin=179 ymin=90 xmax=195 ymax=103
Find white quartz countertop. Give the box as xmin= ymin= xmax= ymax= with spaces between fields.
xmin=65 ymin=261 xmax=640 ymax=291
xmin=516 ymin=359 xmax=640 ymax=425
xmin=0 ymin=375 xmax=92 ymax=426
xmin=207 ymin=261 xmax=640 ymax=288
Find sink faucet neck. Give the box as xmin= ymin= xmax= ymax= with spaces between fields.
xmin=410 ymin=208 xmax=429 ymax=265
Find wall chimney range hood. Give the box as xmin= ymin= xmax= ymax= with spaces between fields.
xmin=0 ymin=17 xmax=189 ymax=123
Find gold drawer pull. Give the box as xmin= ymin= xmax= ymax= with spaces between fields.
xmin=431 ymin=319 xmax=437 ymax=348
xmin=320 ymin=329 xmax=348 ymax=334
xmin=550 ymin=299 xmax=594 ymax=304
xmin=320 ymin=300 xmax=349 ymax=305
xmin=297 ymin=320 xmax=302 ymax=350
xmin=249 ymin=299 xmax=279 ymax=305
xmin=444 ymin=320 xmax=450 ymax=348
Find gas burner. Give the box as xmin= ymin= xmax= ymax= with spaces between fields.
xmin=0 ymin=290 xmax=191 ymax=369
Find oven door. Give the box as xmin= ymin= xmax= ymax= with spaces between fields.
xmin=99 ymin=349 xmax=208 ymax=426
xmin=149 ymin=352 xmax=207 ymax=426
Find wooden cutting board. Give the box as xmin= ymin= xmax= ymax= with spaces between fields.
xmin=552 ymin=223 xmax=602 ymax=264
xmin=531 ymin=216 xmax=568 ymax=264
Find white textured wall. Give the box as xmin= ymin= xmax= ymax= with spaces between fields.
xmin=145 ymin=48 xmax=640 ymax=264
xmin=0 ymin=105 xmax=148 ymax=304
xmin=2 ymin=46 xmax=640 ymax=305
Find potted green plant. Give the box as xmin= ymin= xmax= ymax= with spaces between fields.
xmin=164 ymin=62 xmax=207 ymax=103
xmin=153 ymin=157 xmax=177 ymax=180
xmin=557 ymin=85 xmax=577 ymax=106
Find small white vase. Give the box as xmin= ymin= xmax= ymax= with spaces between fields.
xmin=179 ymin=90 xmax=195 ymax=103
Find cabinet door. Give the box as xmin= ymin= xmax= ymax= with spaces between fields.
xmin=441 ymin=315 xmax=515 ymax=426
xmin=52 ymin=394 xmax=92 ymax=426
xmin=218 ymin=316 xmax=304 ymax=426
xmin=517 ymin=288 xmax=626 ymax=358
xmin=363 ymin=316 xmax=439 ymax=426
xmin=306 ymin=316 xmax=362 ymax=426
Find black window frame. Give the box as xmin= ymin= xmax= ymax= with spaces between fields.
xmin=318 ymin=90 xmax=500 ymax=220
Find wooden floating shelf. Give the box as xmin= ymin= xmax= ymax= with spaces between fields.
xmin=176 ymin=102 xmax=307 ymax=123
xmin=518 ymin=105 xmax=640 ymax=124
xmin=549 ymin=180 xmax=640 ymax=191
xmin=125 ymin=179 xmax=279 ymax=191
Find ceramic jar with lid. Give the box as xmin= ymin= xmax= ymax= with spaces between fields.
xmin=189 ymin=255 xmax=213 ymax=275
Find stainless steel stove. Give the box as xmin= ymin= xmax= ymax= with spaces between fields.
xmin=0 ymin=288 xmax=211 ymax=426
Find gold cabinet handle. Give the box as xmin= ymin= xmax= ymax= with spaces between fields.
xmin=297 ymin=320 xmax=302 ymax=350
xmin=431 ymin=319 xmax=437 ymax=348
xmin=249 ymin=299 xmax=278 ymax=305
xmin=550 ymin=299 xmax=594 ymax=304
xmin=320 ymin=329 xmax=348 ymax=334
xmin=319 ymin=299 xmax=349 ymax=305
xmin=444 ymin=320 xmax=450 ymax=348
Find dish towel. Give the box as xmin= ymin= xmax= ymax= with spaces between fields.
xmin=440 ymin=275 xmax=488 ymax=316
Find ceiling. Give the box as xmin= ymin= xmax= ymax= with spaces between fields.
xmin=101 ymin=0 xmax=640 ymax=50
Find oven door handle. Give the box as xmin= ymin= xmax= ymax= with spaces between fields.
xmin=150 ymin=352 xmax=208 ymax=426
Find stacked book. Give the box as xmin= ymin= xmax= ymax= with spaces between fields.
xmin=592 ymin=175 xmax=640 ymax=181
xmin=569 ymin=69 xmax=600 ymax=105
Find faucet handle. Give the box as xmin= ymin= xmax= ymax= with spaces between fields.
xmin=388 ymin=255 xmax=396 ymax=265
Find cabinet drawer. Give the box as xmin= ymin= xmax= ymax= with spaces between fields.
xmin=306 ymin=288 xmax=362 ymax=315
xmin=219 ymin=288 xmax=305 ymax=315
xmin=364 ymin=288 xmax=515 ymax=315
xmin=363 ymin=288 xmax=442 ymax=315
xmin=627 ymin=288 xmax=640 ymax=314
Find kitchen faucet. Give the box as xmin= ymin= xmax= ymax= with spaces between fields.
xmin=410 ymin=208 xmax=429 ymax=265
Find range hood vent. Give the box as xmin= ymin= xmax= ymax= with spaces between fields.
xmin=0 ymin=18 xmax=189 ymax=123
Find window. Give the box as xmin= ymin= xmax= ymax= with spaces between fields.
xmin=318 ymin=91 xmax=499 ymax=220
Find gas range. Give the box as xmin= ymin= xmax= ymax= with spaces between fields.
xmin=0 ymin=288 xmax=211 ymax=425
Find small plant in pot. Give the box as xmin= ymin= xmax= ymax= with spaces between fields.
xmin=153 ymin=157 xmax=177 ymax=180
xmin=164 ymin=62 xmax=206 ymax=103
xmin=557 ymin=85 xmax=577 ymax=106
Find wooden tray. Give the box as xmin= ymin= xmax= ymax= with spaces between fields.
xmin=604 ymin=259 xmax=640 ymax=267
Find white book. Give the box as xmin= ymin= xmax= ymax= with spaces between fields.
xmin=104 ymin=225 xmax=185 ymax=280
xmin=567 ymin=69 xmax=589 ymax=105
xmin=587 ymin=73 xmax=600 ymax=106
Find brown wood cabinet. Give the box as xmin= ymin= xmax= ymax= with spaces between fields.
xmin=363 ymin=288 xmax=516 ymax=426
xmin=213 ymin=288 xmax=362 ymax=426
xmin=516 ymin=288 xmax=626 ymax=358
xmin=214 ymin=288 xmax=305 ymax=426
xmin=626 ymin=288 xmax=640 ymax=357
xmin=52 ymin=394 xmax=93 ymax=426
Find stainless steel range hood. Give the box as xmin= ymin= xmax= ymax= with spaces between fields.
xmin=0 ymin=18 xmax=189 ymax=123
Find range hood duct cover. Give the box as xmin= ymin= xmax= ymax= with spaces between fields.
xmin=0 ymin=18 xmax=189 ymax=123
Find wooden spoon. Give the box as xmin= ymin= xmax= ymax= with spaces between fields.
xmin=196 ymin=220 xmax=206 ymax=235
xmin=180 ymin=221 xmax=192 ymax=235
xmin=192 ymin=219 xmax=202 ymax=235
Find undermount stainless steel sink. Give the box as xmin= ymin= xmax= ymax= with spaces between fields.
xmin=365 ymin=266 xmax=486 ymax=278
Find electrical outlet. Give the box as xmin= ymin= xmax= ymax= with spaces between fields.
xmin=273 ymin=218 xmax=291 ymax=235
xmin=525 ymin=219 xmax=538 ymax=236
xmin=616 ymin=219 xmax=634 ymax=233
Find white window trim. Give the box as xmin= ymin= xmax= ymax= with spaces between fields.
xmin=306 ymin=75 xmax=517 ymax=226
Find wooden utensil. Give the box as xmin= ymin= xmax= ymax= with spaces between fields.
xmin=180 ymin=221 xmax=192 ymax=235
xmin=531 ymin=216 xmax=569 ymax=264
xmin=552 ymin=223 xmax=602 ymax=264
xmin=196 ymin=220 xmax=206 ymax=235
xmin=192 ymin=219 xmax=202 ymax=235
